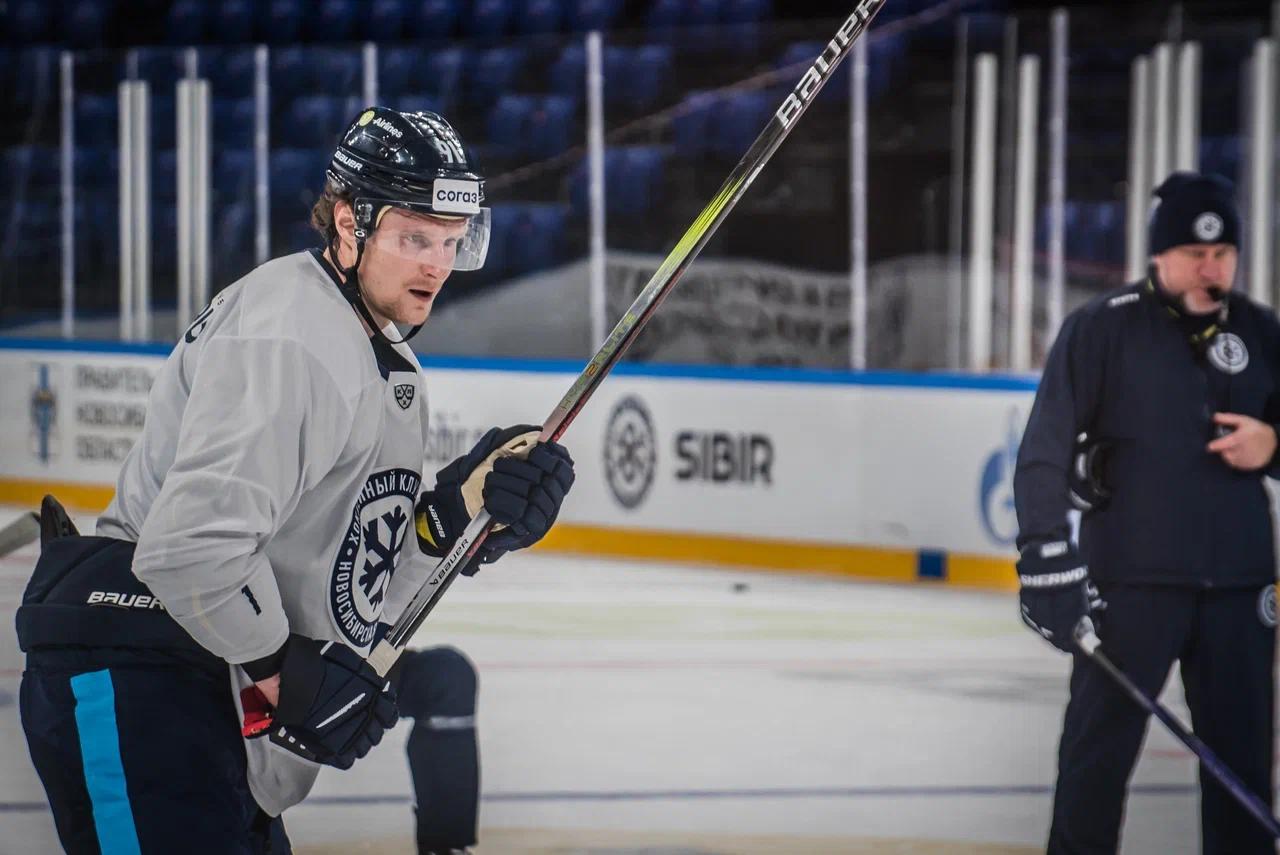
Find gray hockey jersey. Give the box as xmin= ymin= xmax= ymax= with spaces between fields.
xmin=97 ymin=249 xmax=436 ymax=814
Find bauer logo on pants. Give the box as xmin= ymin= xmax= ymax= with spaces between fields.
xmin=329 ymin=468 xmax=421 ymax=647
xmin=604 ymin=396 xmax=657 ymax=510
xmin=1259 ymin=585 xmax=1277 ymax=629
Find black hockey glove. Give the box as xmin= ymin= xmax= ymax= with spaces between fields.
xmin=1067 ymin=432 xmax=1113 ymax=513
xmin=1017 ymin=540 xmax=1106 ymax=654
xmin=415 ymin=425 xmax=575 ymax=572
xmin=266 ymin=635 xmax=398 ymax=770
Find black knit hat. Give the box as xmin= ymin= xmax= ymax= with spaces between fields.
xmin=1149 ymin=172 xmax=1240 ymax=254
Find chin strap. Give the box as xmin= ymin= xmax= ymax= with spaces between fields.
xmin=327 ymin=232 xmax=424 ymax=347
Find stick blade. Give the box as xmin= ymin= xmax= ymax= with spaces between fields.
xmin=0 ymin=512 xmax=40 ymax=557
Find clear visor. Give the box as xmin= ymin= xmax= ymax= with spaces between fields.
xmin=362 ymin=201 xmax=491 ymax=272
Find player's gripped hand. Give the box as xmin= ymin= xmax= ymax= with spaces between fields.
xmin=1207 ymin=412 xmax=1278 ymax=470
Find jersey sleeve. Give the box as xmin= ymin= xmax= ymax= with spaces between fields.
xmin=1013 ymin=311 xmax=1104 ymax=550
xmin=132 ymin=335 xmax=355 ymax=665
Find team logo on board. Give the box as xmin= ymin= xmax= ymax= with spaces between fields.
xmin=1207 ymin=332 xmax=1248 ymax=375
xmin=394 ymin=383 xmax=415 ymax=410
xmin=329 ymin=468 xmax=421 ymax=647
xmin=604 ymin=396 xmax=657 ymax=510
xmin=978 ymin=409 xmax=1023 ymax=546
xmin=29 ymin=363 xmax=59 ymax=464
xmin=1259 ymin=585 xmax=1277 ymax=629
xmin=1193 ymin=212 xmax=1224 ymax=242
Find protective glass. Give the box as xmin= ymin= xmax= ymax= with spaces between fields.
xmin=362 ymin=202 xmax=491 ymax=271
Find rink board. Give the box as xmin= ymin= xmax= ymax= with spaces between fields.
xmin=0 ymin=339 xmax=1036 ymax=588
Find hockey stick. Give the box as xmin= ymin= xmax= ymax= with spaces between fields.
xmin=0 ymin=511 xmax=40 ymax=558
xmin=1073 ymin=618 xmax=1280 ymax=839
xmin=369 ymin=0 xmax=889 ymax=675
xmin=244 ymin=0 xmax=890 ymax=746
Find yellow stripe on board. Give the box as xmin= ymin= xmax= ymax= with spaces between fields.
xmin=0 ymin=478 xmax=1018 ymax=590
xmin=537 ymin=523 xmax=919 ymax=584
xmin=0 ymin=478 xmax=115 ymax=513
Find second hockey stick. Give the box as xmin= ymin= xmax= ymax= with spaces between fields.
xmin=1073 ymin=618 xmax=1280 ymax=840
xmin=245 ymin=0 xmax=891 ymax=748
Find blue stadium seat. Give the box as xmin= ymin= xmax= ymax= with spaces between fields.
xmin=671 ymin=91 xmax=719 ymax=157
xmin=463 ymin=0 xmax=512 ymax=40
xmin=615 ymin=146 xmax=666 ymax=217
xmin=259 ymin=0 xmax=305 ymax=45
xmin=164 ymin=0 xmax=207 ymax=45
xmin=391 ymin=95 xmax=444 ymax=116
xmin=133 ymin=47 xmax=184 ymax=94
xmin=569 ymin=0 xmax=622 ymax=31
xmin=686 ymin=0 xmax=721 ymax=28
xmin=722 ymin=0 xmax=771 ymax=24
xmin=212 ymin=0 xmax=256 ymax=45
xmin=74 ymin=145 xmax=117 ymax=186
xmin=76 ymin=94 xmax=118 ymax=145
xmin=408 ymin=0 xmax=460 ymax=39
xmin=151 ymin=95 xmax=177 ymax=150
xmin=486 ymin=94 xmax=535 ymax=158
xmin=713 ymin=91 xmax=770 ymax=157
xmin=68 ymin=0 xmax=109 ymax=48
xmin=153 ymin=149 xmax=178 ymax=200
xmin=527 ymin=95 xmax=575 ymax=159
xmin=282 ymin=95 xmax=353 ymax=148
xmin=10 ymin=48 xmax=56 ymax=106
xmin=1199 ymin=136 xmax=1242 ymax=185
xmin=646 ymin=0 xmax=682 ymax=31
xmin=311 ymin=47 xmax=362 ymax=94
xmin=212 ymin=96 xmax=256 ymax=148
xmin=474 ymin=47 xmax=527 ymax=107
xmin=7 ymin=0 xmax=50 ymax=43
xmin=3 ymin=145 xmax=59 ymax=186
xmin=379 ymin=46 xmax=425 ymax=97
xmin=214 ymin=148 xmax=256 ymax=199
xmin=628 ymin=44 xmax=672 ymax=109
xmin=516 ymin=0 xmax=563 ymax=35
xmin=549 ymin=43 xmax=585 ymax=97
xmin=504 ymin=203 xmax=568 ymax=273
xmin=368 ymin=0 xmax=407 ymax=41
xmin=312 ymin=0 xmax=360 ymax=43
xmin=206 ymin=47 xmax=256 ymax=97
xmin=269 ymin=147 xmax=328 ymax=216
xmin=269 ymin=46 xmax=311 ymax=102
xmin=423 ymin=47 xmax=469 ymax=99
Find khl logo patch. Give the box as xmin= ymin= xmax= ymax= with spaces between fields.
xmin=330 ymin=467 xmax=421 ymax=647
xmin=1207 ymin=332 xmax=1248 ymax=375
xmin=394 ymin=383 xmax=415 ymax=410
xmin=1259 ymin=585 xmax=1277 ymax=629
xmin=604 ymin=396 xmax=657 ymax=510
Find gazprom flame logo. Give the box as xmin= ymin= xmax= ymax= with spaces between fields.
xmin=978 ymin=410 xmax=1022 ymax=546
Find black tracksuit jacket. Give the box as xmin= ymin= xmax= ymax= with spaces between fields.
xmin=1014 ymin=277 xmax=1280 ymax=587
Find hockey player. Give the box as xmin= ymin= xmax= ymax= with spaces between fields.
xmin=1014 ymin=172 xmax=1279 ymax=854
xmin=17 ymin=107 xmax=574 ymax=854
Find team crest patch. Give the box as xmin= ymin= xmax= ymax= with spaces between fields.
xmin=1259 ymin=585 xmax=1277 ymax=629
xmin=1193 ymin=212 xmax=1224 ymax=242
xmin=1207 ymin=332 xmax=1248 ymax=375
xmin=394 ymin=383 xmax=415 ymax=410
xmin=330 ymin=468 xmax=422 ymax=647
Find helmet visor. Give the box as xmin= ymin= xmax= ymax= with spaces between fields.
xmin=362 ymin=201 xmax=491 ymax=272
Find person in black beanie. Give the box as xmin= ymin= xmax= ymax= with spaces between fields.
xmin=1013 ymin=171 xmax=1280 ymax=854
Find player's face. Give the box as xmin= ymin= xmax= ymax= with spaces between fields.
xmin=1153 ymin=243 xmax=1237 ymax=315
xmin=359 ymin=209 xmax=468 ymax=326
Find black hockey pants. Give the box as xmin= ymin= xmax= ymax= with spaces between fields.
xmin=1048 ymin=584 xmax=1276 ymax=855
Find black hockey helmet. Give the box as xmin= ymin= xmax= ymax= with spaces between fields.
xmin=326 ymin=106 xmax=490 ymax=272
xmin=322 ymin=106 xmax=490 ymax=344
